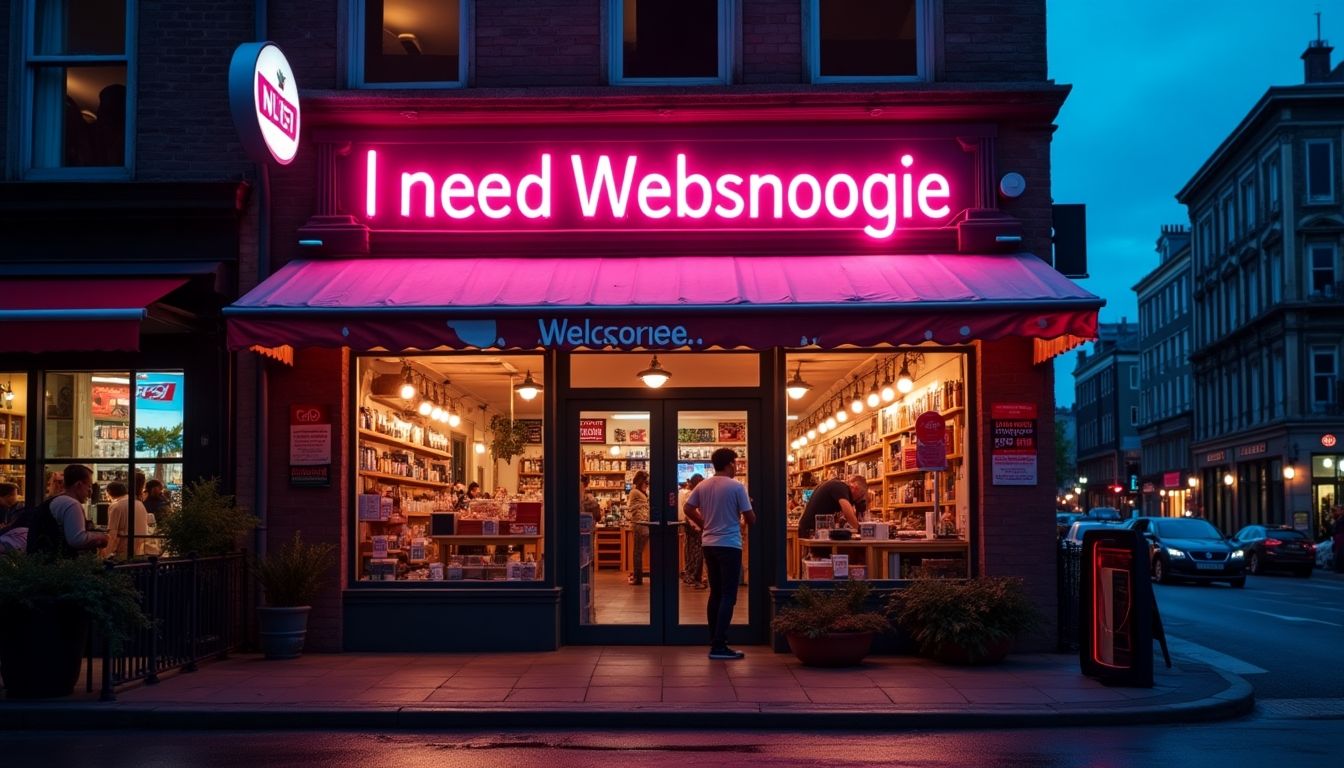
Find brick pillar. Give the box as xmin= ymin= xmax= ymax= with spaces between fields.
xmin=974 ymin=337 xmax=1058 ymax=651
xmin=266 ymin=347 xmax=350 ymax=652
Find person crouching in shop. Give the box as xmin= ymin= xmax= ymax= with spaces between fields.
xmin=627 ymin=470 xmax=650 ymax=585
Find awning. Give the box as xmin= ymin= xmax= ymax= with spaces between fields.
xmin=0 ymin=278 xmax=187 ymax=353
xmin=226 ymin=254 xmax=1102 ymax=353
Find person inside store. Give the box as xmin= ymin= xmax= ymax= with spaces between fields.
xmin=1 ymin=482 xmax=21 ymax=525
xmin=627 ymin=470 xmax=650 ymax=585
xmin=44 ymin=471 xmax=64 ymax=499
xmin=683 ymin=448 xmax=755 ymax=660
xmin=580 ymin=475 xmax=602 ymax=522
xmin=679 ymin=474 xmax=707 ymax=589
xmin=143 ymin=479 xmax=170 ymax=519
xmin=467 ymin=482 xmax=482 ymax=500
xmin=0 ymin=482 xmax=29 ymax=554
xmin=104 ymin=472 xmax=151 ymax=560
xmin=797 ymin=475 xmax=869 ymax=538
xmin=26 ymin=464 xmax=108 ymax=559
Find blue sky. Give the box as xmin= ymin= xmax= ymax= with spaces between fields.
xmin=1047 ymin=1 xmax=1338 ymax=406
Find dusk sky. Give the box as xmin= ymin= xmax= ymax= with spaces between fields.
xmin=1047 ymin=1 xmax=1337 ymax=406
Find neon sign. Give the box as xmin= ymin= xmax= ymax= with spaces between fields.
xmin=349 ymin=137 xmax=973 ymax=240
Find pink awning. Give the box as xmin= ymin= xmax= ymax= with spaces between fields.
xmin=226 ymin=254 xmax=1101 ymax=352
xmin=0 ymin=278 xmax=187 ymax=354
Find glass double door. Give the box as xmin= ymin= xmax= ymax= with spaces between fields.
xmin=569 ymin=398 xmax=759 ymax=644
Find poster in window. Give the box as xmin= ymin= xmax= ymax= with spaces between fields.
xmin=990 ymin=402 xmax=1038 ymax=486
xmin=578 ymin=418 xmax=606 ymax=443
xmin=91 ymin=384 xmax=130 ymax=418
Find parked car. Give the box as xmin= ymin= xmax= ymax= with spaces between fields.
xmin=1056 ymin=513 xmax=1081 ymax=539
xmin=1231 ymin=525 xmax=1315 ymax=578
xmin=1125 ymin=516 xmax=1246 ymax=587
xmin=1062 ymin=519 xmax=1124 ymax=547
xmin=1083 ymin=506 xmax=1125 ymax=521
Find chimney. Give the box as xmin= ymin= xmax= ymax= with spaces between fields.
xmin=1305 ymin=37 xmax=1334 ymax=83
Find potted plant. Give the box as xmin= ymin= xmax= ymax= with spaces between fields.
xmin=255 ymin=531 xmax=335 ymax=659
xmin=489 ymin=414 xmax=530 ymax=465
xmin=157 ymin=478 xmax=256 ymax=557
xmin=888 ymin=576 xmax=1040 ymax=665
xmin=0 ymin=552 xmax=149 ymax=698
xmin=770 ymin=581 xmax=890 ymax=667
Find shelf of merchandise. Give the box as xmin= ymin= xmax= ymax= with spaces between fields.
xmin=358 ymin=470 xmax=450 ymax=489
xmin=358 ymin=428 xmax=451 ymax=460
xmin=519 ymin=472 xmax=544 ymax=477
xmin=879 ymin=406 xmax=965 ymax=440
xmin=887 ymin=500 xmax=956 ymax=509
xmin=884 ymin=455 xmax=964 ymax=478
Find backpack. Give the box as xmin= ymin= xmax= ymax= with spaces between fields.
xmin=25 ymin=496 xmax=77 ymax=560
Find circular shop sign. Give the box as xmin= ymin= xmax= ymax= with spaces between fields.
xmin=228 ymin=42 xmax=301 ymax=165
xmin=1323 ymin=433 xmax=1338 ymax=448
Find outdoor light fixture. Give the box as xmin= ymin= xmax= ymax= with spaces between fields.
xmin=785 ymin=362 xmax=813 ymax=400
xmin=1283 ymin=465 xmax=1296 ymax=480
xmin=880 ymin=361 xmax=897 ymax=402
xmin=1222 ymin=473 xmax=1234 ymax=486
xmin=1187 ymin=477 xmax=1198 ymax=488
xmin=398 ymin=361 xmax=416 ymax=400
xmin=896 ymin=354 xmax=915 ymax=394
xmin=637 ymin=355 xmax=671 ymax=388
xmin=514 ymin=370 xmax=542 ymax=401
xmin=866 ymin=370 xmax=881 ymax=409
xmin=850 ymin=383 xmax=864 ymax=414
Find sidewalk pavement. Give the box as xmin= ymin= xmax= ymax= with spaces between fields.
xmin=1 ymin=645 xmax=1252 ymax=731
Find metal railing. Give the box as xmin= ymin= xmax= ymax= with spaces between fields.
xmin=1056 ymin=541 xmax=1082 ymax=653
xmin=86 ymin=552 xmax=249 ymax=701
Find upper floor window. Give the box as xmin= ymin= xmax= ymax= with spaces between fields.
xmin=1305 ymin=140 xmax=1335 ymax=203
xmin=1310 ymin=244 xmax=1337 ymax=295
xmin=808 ymin=0 xmax=929 ymax=82
xmin=1265 ymin=153 xmax=1281 ymax=210
xmin=357 ymin=0 xmax=465 ymax=87
xmin=23 ymin=0 xmax=133 ymax=176
xmin=1221 ymin=192 xmax=1236 ymax=246
xmin=1129 ymin=366 xmax=1139 ymax=390
xmin=611 ymin=0 xmax=728 ymax=84
xmin=1310 ymin=346 xmax=1338 ymax=407
xmin=1196 ymin=213 xmax=1214 ymax=268
xmin=1241 ymin=176 xmax=1257 ymax=232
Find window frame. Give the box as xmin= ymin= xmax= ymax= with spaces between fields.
xmin=1309 ymin=243 xmax=1337 ymax=295
xmin=1264 ymin=151 xmax=1281 ymax=212
xmin=608 ymin=0 xmax=733 ymax=86
xmin=1310 ymin=345 xmax=1338 ymax=408
xmin=805 ymin=0 xmax=932 ymax=84
xmin=350 ymin=0 xmax=471 ymax=89
xmin=1305 ymin=139 xmax=1336 ymax=204
xmin=19 ymin=0 xmax=137 ymax=179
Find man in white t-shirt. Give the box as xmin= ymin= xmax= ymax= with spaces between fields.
xmin=684 ymin=448 xmax=755 ymax=660
xmin=104 ymin=472 xmax=150 ymax=560
xmin=27 ymin=464 xmax=107 ymax=559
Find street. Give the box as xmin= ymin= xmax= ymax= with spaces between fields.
xmin=1152 ymin=569 xmax=1344 ymax=701
xmin=0 ymin=717 xmax=1338 ymax=768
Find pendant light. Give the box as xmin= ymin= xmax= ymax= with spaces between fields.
xmin=865 ymin=370 xmax=881 ymax=408
xmin=896 ymin=354 xmax=915 ymax=394
xmin=429 ymin=384 xmax=446 ymax=422
xmin=398 ymin=360 xmax=416 ymax=400
xmin=835 ymin=396 xmax=848 ymax=423
xmin=417 ymin=377 xmax=434 ymax=417
xmin=849 ymin=383 xmax=864 ymax=414
xmin=514 ymin=370 xmax=542 ymax=401
xmin=637 ymin=355 xmax=672 ymax=388
xmin=474 ymin=440 xmax=487 ymax=454
xmin=880 ymin=360 xmax=897 ymax=403
xmin=785 ymin=362 xmax=812 ymax=400
xmin=447 ymin=398 xmax=462 ymax=428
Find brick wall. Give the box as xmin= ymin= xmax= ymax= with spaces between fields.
xmin=942 ymin=0 xmax=1047 ymax=83
xmin=265 ymin=346 xmax=350 ymax=652
xmin=996 ymin=123 xmax=1056 ymax=256
xmin=136 ymin=2 xmax=255 ymax=180
xmin=270 ymin=0 xmax=340 ymax=89
xmin=742 ymin=0 xmax=802 ymax=84
xmin=974 ymin=336 xmax=1059 ymax=651
xmin=474 ymin=1 xmax=603 ymax=87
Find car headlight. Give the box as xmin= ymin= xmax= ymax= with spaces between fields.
xmin=1165 ymin=547 xmax=1186 ymax=559
xmin=1230 ymin=549 xmax=1245 ymax=559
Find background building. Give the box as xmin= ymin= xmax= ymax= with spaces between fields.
xmin=1177 ymin=36 xmax=1344 ymax=538
xmin=1133 ymin=225 xmax=1195 ymax=516
xmin=1073 ymin=321 xmax=1141 ymax=511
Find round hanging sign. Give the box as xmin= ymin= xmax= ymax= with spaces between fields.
xmin=228 ymin=42 xmax=301 ymax=165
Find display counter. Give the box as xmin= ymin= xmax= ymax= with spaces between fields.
xmin=793 ymin=536 xmax=969 ymax=579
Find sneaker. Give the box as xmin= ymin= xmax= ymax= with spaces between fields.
xmin=708 ymin=646 xmax=745 ymax=660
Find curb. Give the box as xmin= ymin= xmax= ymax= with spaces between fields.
xmin=0 ymin=671 xmax=1255 ymax=731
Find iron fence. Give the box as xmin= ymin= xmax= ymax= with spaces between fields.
xmin=86 ymin=552 xmax=249 ymax=701
xmin=1056 ymin=541 xmax=1081 ymax=653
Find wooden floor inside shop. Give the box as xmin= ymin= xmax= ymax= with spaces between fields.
xmin=590 ymin=570 xmax=748 ymax=626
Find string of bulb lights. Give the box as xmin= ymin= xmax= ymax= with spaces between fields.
xmin=786 ymin=352 xmax=923 ymax=455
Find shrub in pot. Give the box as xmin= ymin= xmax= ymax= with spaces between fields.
xmin=887 ymin=576 xmax=1040 ymax=665
xmin=0 ymin=552 xmax=149 ymax=698
xmin=255 ymin=531 xmax=335 ymax=659
xmin=157 ymin=478 xmax=256 ymax=557
xmin=770 ymin=581 xmax=890 ymax=667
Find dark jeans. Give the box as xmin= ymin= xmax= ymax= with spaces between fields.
xmin=682 ymin=527 xmax=704 ymax=583
xmin=631 ymin=527 xmax=649 ymax=583
xmin=702 ymin=545 xmax=742 ymax=649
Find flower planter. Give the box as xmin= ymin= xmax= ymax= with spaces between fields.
xmin=0 ymin=600 xmax=89 ymax=699
xmin=786 ymin=631 xmax=875 ymax=667
xmin=930 ymin=636 xmax=1013 ymax=666
xmin=257 ymin=606 xmax=311 ymax=659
